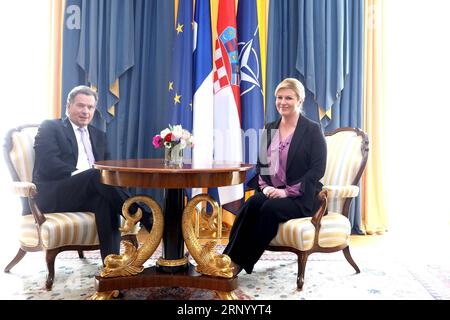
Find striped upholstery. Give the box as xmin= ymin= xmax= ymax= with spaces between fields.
xmin=320 ymin=131 xmax=364 ymax=214
xmin=270 ymin=212 xmax=351 ymax=251
xmin=19 ymin=212 xmax=99 ymax=248
xmin=18 ymin=211 xmax=137 ymax=249
xmin=8 ymin=125 xmax=139 ymax=250
xmin=9 ymin=127 xmax=38 ymax=182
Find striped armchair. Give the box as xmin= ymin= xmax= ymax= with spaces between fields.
xmin=268 ymin=127 xmax=369 ymax=290
xmin=3 ymin=124 xmax=138 ymax=290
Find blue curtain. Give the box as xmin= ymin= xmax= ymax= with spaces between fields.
xmin=106 ymin=0 xmax=173 ymax=161
xmin=62 ymin=0 xmax=174 ymax=202
xmin=266 ymin=0 xmax=364 ymax=234
xmin=62 ymin=0 xmax=85 ymax=112
xmin=76 ymin=0 xmax=135 ymax=124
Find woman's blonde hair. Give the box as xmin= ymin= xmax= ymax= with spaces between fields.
xmin=274 ymin=77 xmax=306 ymax=104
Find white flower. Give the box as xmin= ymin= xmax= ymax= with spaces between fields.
xmin=181 ymin=130 xmax=190 ymax=141
xmin=172 ymin=125 xmax=183 ymax=140
xmin=160 ymin=128 xmax=171 ymax=139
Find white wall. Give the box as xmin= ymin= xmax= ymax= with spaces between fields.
xmin=0 ymin=0 xmax=51 ymax=137
xmin=0 ymin=1 xmax=51 ymax=251
xmin=384 ymin=0 xmax=450 ymax=228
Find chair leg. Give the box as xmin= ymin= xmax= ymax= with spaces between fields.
xmin=343 ymin=246 xmax=360 ymax=273
xmin=4 ymin=248 xmax=27 ymax=272
xmin=78 ymin=250 xmax=85 ymax=259
xmin=296 ymin=252 xmax=309 ymax=290
xmin=45 ymin=249 xmax=59 ymax=290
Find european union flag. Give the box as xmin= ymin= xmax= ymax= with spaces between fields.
xmin=168 ymin=0 xmax=194 ymax=132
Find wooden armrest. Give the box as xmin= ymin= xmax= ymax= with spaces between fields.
xmin=10 ymin=181 xmax=37 ymax=197
xmin=311 ymin=189 xmax=328 ymax=228
xmin=10 ymin=182 xmax=46 ymax=225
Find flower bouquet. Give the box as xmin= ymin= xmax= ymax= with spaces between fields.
xmin=152 ymin=124 xmax=194 ymax=167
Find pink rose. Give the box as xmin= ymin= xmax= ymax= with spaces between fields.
xmin=152 ymin=135 xmax=163 ymax=148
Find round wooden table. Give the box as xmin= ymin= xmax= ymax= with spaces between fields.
xmin=91 ymin=159 xmax=252 ymax=300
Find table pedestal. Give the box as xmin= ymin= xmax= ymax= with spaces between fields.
xmin=92 ymin=193 xmax=237 ymax=300
xmin=94 ymin=264 xmax=238 ymax=300
xmin=157 ymin=188 xmax=188 ymax=273
xmin=90 ymin=159 xmax=252 ymax=300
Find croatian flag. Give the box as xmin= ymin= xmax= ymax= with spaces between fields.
xmin=213 ymin=0 xmax=244 ymax=207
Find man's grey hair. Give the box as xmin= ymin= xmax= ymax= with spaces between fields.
xmin=66 ymin=85 xmax=98 ymax=106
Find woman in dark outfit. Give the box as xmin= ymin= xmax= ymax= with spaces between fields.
xmin=224 ymin=78 xmax=327 ymax=276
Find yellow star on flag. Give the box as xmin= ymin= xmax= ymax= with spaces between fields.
xmin=174 ymin=93 xmax=181 ymax=104
xmin=168 ymin=81 xmax=174 ymax=91
xmin=176 ymin=23 xmax=183 ymax=34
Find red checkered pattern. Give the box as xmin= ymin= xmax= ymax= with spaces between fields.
xmin=213 ymin=38 xmax=230 ymax=94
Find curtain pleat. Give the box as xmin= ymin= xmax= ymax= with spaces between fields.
xmin=362 ymin=0 xmax=388 ymax=234
xmin=48 ymin=0 xmax=65 ymax=118
xmin=256 ymin=0 xmax=269 ymax=115
xmin=266 ymin=0 xmax=365 ymax=234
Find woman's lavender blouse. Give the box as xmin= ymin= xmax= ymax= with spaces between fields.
xmin=258 ymin=131 xmax=302 ymax=197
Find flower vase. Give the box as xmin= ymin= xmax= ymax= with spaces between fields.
xmin=164 ymin=144 xmax=184 ymax=167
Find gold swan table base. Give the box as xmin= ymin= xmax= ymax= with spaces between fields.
xmin=90 ymin=194 xmax=238 ymax=300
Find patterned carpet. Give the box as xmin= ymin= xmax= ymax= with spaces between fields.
xmin=1 ymin=244 xmax=449 ymax=300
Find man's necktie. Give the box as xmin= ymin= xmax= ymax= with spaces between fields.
xmin=78 ymin=127 xmax=95 ymax=167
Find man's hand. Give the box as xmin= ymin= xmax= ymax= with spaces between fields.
xmin=263 ymin=186 xmax=287 ymax=199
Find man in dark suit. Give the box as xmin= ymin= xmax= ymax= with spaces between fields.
xmin=32 ymin=85 xmax=151 ymax=262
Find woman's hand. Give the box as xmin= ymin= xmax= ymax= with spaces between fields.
xmin=263 ymin=186 xmax=287 ymax=199
xmin=262 ymin=186 xmax=274 ymax=197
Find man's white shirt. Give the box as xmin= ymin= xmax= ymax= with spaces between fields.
xmin=69 ymin=120 xmax=92 ymax=176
